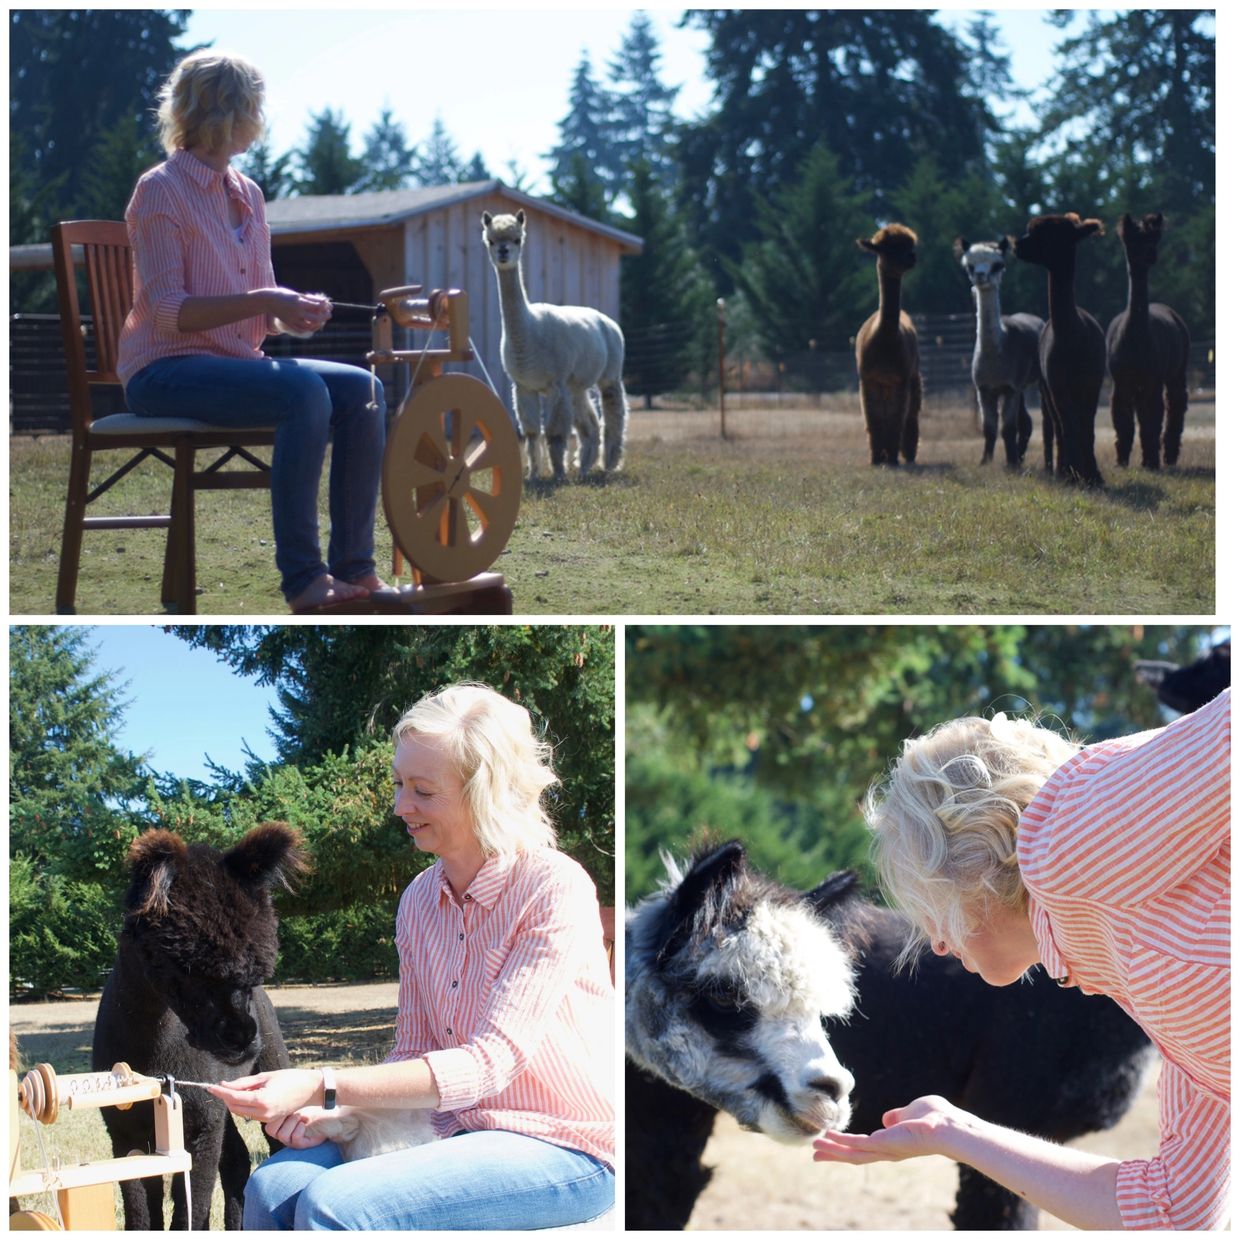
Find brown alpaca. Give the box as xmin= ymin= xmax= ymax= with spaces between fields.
xmin=855 ymin=224 xmax=922 ymax=466
xmin=1013 ymin=213 xmax=1106 ymax=485
xmin=1106 ymin=213 xmax=1191 ymax=469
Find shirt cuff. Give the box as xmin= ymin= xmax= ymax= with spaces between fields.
xmin=1116 ymin=1156 xmax=1173 ymax=1229
xmin=154 ymin=292 xmax=187 ymax=338
xmin=422 ymin=1047 xmax=481 ymax=1111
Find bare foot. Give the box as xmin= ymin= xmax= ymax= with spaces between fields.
xmin=346 ymin=572 xmax=394 ymax=593
xmin=288 ymin=574 xmax=371 ymax=612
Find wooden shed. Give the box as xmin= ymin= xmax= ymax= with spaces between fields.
xmin=264 ymin=180 xmax=643 ymax=404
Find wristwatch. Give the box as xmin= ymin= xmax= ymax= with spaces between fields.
xmin=321 ymin=1067 xmax=337 ymax=1110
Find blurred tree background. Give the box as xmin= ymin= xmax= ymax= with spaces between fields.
xmin=625 ymin=624 xmax=1225 ymax=900
xmin=9 ymin=624 xmax=615 ymax=999
xmin=10 ymin=9 xmax=1215 ymax=385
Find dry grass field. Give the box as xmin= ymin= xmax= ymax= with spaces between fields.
xmin=9 ymin=392 xmax=1214 ymax=615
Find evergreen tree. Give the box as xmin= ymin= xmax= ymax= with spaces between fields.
xmin=607 ymin=13 xmax=680 ymax=191
xmin=8 ymin=8 xmax=189 ymax=229
xmin=237 ymin=135 xmax=298 ymax=200
xmin=550 ymin=150 xmax=610 ymax=222
xmin=79 ymin=113 xmax=161 ymax=220
xmin=620 ymin=160 xmax=710 ymax=406
xmin=297 ymin=107 xmax=363 ymax=195
xmin=724 ymin=144 xmax=873 ymax=385
xmin=357 ymin=106 xmax=416 ymax=192
xmin=414 ymin=115 xmax=464 ymax=186
xmin=460 ymin=151 xmax=491 ymax=182
xmin=9 ymin=627 xmax=148 ymax=881
xmin=546 ymin=53 xmax=620 ymax=207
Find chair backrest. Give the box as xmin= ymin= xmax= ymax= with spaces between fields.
xmin=50 ymin=220 xmax=133 ymax=433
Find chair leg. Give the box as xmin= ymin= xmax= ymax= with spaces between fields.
xmin=56 ymin=441 xmax=92 ymax=614
xmin=165 ymin=441 xmax=197 ymax=614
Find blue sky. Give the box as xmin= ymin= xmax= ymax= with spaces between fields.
xmin=84 ymin=626 xmax=280 ymax=782
xmin=180 ymin=6 xmax=1082 ymax=195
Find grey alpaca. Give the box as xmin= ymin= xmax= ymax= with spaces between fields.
xmin=92 ymin=824 xmax=306 ymax=1230
xmin=1106 ymin=212 xmax=1191 ymax=469
xmin=953 ymin=236 xmax=1044 ymax=467
xmin=481 ymin=209 xmax=629 ymax=481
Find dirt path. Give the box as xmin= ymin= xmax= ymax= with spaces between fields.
xmin=686 ymin=1057 xmax=1162 ymax=1231
xmin=9 ymin=981 xmax=400 ymax=1073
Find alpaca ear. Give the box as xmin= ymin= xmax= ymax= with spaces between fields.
xmin=952 ymin=236 xmax=968 ymax=262
xmin=655 ymin=839 xmax=747 ymax=965
xmin=126 ymin=829 xmax=187 ymax=918
xmin=515 ymin=209 xmax=526 ymax=226
xmin=1076 ymin=218 xmax=1104 ymax=241
xmin=804 ymin=869 xmax=859 ymax=918
xmin=222 ymin=822 xmax=310 ymax=894
xmin=998 ymin=236 xmax=1012 ymax=255
xmin=481 ymin=211 xmax=492 ymax=227
xmin=857 ymin=238 xmax=877 ymax=254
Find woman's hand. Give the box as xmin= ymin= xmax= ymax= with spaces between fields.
xmin=208 ymin=1068 xmax=323 ymax=1122
xmin=812 ymin=1095 xmax=964 ymax=1164
xmin=265 ymin=288 xmax=332 ymax=336
xmin=263 ymin=1105 xmax=338 ymax=1149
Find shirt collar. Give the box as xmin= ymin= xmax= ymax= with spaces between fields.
xmin=435 ymin=852 xmax=516 ymax=910
xmin=1026 ymin=893 xmax=1074 ymax=987
xmin=169 ymin=148 xmax=246 ymax=201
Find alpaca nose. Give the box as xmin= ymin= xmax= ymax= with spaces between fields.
xmin=808 ymin=1068 xmax=854 ymax=1103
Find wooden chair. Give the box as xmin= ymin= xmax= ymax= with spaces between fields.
xmin=51 ymin=220 xmax=275 ymax=614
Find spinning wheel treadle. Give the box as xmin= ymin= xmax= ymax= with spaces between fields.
xmin=383 ymin=373 xmax=520 ymax=583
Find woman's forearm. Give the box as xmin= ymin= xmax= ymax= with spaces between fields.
xmin=176 ymin=290 xmax=274 ymax=332
xmin=333 ymin=1058 xmax=441 ymax=1110
xmin=942 ymin=1113 xmax=1123 ymax=1230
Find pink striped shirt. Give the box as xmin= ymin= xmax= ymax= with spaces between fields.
xmin=1018 ymin=688 xmax=1230 ymax=1229
xmin=116 ymin=148 xmax=279 ymax=386
xmin=387 ymin=847 xmax=615 ymax=1166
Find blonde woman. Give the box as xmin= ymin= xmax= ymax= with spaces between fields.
xmin=813 ymin=688 xmax=1229 ymax=1230
xmin=117 ymin=51 xmax=386 ymax=613
xmin=211 ymin=684 xmax=615 ymax=1229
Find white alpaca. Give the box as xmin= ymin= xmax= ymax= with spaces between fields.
xmin=311 ymin=1105 xmax=437 ymax=1161
xmin=481 ymin=209 xmax=629 ymax=481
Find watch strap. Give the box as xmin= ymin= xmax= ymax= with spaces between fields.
xmin=321 ymin=1066 xmax=337 ymax=1111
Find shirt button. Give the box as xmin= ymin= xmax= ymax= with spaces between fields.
xmin=463 ymin=894 xmax=472 ymax=901
xmin=451 ymin=980 xmax=458 ymax=989
xmin=458 ymin=933 xmax=464 ymax=941
xmin=446 ymin=1028 xmax=452 ymax=1036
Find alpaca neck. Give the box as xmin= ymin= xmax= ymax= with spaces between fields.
xmin=877 ymin=269 xmax=904 ymax=333
xmin=1046 ymin=251 xmax=1081 ymax=333
xmin=974 ymin=284 xmax=1004 ymax=352
xmin=494 ymin=262 xmax=533 ymax=341
xmin=1125 ymin=264 xmax=1151 ymax=325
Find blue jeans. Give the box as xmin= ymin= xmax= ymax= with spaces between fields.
xmin=243 ymin=1130 xmax=614 ymax=1230
xmin=125 ymin=354 xmax=386 ymax=602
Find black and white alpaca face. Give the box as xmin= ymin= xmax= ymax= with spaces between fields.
xmin=960 ymin=240 xmax=1009 ymax=293
xmin=123 ymin=824 xmax=306 ymax=1064
xmin=626 ymin=842 xmax=857 ymax=1144
xmin=481 ymin=209 xmax=526 ymax=271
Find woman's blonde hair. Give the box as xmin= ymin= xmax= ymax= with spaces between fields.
xmin=865 ymin=713 xmax=1080 ymax=967
xmin=392 ymin=683 xmax=558 ymax=859
xmin=157 ymin=51 xmax=265 ymax=155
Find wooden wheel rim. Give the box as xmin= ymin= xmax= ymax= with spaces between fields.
xmin=382 ymin=374 xmax=521 ymax=582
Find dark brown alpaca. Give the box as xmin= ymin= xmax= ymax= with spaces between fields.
xmin=1106 ymin=213 xmax=1191 ymax=469
xmin=93 ymin=824 xmax=308 ymax=1230
xmin=855 ymin=224 xmax=922 ymax=466
xmin=1013 ymin=213 xmax=1106 ymax=485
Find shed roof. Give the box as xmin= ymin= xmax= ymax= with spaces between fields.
xmin=265 ymin=179 xmax=643 ymax=252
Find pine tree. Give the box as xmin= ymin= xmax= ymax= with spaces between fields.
xmin=607 ymin=13 xmax=680 ymax=192
xmin=297 ymin=108 xmax=363 ymax=195
xmin=414 ymin=115 xmax=464 ymax=187
xmin=550 ymin=150 xmax=610 ymax=223
xmin=620 ymin=160 xmax=710 ymax=406
xmin=79 ymin=113 xmax=161 ymax=220
xmin=237 ymin=135 xmax=298 ymax=200
xmin=358 ymin=106 xmax=416 ymax=192
xmin=9 ymin=626 xmax=147 ymax=881
xmin=546 ymin=53 xmax=619 ymax=207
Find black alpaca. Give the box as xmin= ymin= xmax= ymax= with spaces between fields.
xmin=1013 ymin=213 xmax=1107 ymax=485
xmin=626 ymin=842 xmax=1151 ymax=1231
xmin=1106 ymin=212 xmax=1191 ymax=469
xmin=93 ymin=823 xmax=308 ymax=1230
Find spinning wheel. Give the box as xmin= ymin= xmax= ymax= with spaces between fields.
xmin=303 ymin=285 xmax=520 ymax=614
xmin=383 ymin=374 xmax=521 ymax=584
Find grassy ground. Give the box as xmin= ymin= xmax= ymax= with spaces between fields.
xmin=9 ymin=982 xmax=398 ymax=1230
xmin=9 ymin=395 xmax=1215 ymax=615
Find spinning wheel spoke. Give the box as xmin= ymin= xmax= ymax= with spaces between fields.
xmin=465 ymin=488 xmax=503 ymax=527
xmin=405 ymin=459 xmax=451 ymax=491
